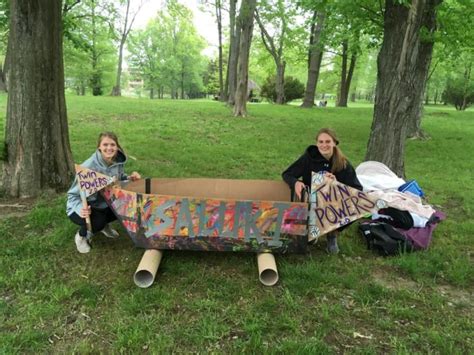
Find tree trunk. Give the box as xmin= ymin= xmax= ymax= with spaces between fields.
xmin=111 ymin=38 xmax=125 ymax=96
xmin=3 ymin=0 xmax=74 ymax=197
xmin=3 ymin=33 xmax=11 ymax=91
xmin=111 ymin=0 xmax=139 ymax=97
xmin=254 ymin=8 xmax=287 ymax=105
xmin=215 ymin=0 xmax=224 ymax=101
xmin=365 ymin=0 xmax=441 ymax=177
xmin=0 ymin=64 xmax=5 ymax=91
xmin=405 ymin=1 xmax=439 ymax=137
xmin=227 ymin=0 xmax=240 ymax=106
xmin=336 ymin=41 xmax=357 ymax=107
xmin=275 ymin=60 xmax=286 ymax=104
xmin=90 ymin=0 xmax=102 ymax=96
xmin=301 ymin=11 xmax=325 ymax=108
xmin=233 ymin=0 xmax=256 ymax=117
xmin=181 ymin=67 xmax=185 ymax=99
xmin=460 ymin=63 xmax=471 ymax=111
xmin=424 ymin=81 xmax=430 ymax=104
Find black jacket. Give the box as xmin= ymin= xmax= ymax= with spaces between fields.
xmin=282 ymin=145 xmax=362 ymax=191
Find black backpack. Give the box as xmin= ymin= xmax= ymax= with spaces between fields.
xmin=359 ymin=222 xmax=414 ymax=256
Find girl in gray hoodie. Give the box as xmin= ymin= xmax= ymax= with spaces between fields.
xmin=66 ymin=132 xmax=141 ymax=253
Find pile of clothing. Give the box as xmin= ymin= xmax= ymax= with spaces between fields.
xmin=355 ymin=161 xmax=445 ymax=256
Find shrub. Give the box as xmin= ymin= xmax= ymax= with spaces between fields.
xmin=261 ymin=75 xmax=305 ymax=103
xmin=442 ymin=74 xmax=473 ymax=111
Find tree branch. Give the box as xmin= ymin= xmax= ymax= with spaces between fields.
xmin=63 ymin=0 xmax=81 ymax=14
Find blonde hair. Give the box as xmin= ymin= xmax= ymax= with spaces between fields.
xmin=316 ymin=128 xmax=347 ymax=173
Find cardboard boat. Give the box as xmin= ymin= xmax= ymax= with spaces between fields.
xmin=99 ymin=173 xmax=382 ymax=287
xmin=103 ymin=178 xmax=309 ymax=254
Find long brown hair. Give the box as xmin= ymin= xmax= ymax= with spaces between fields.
xmin=97 ymin=131 xmax=124 ymax=154
xmin=316 ymin=128 xmax=347 ymax=173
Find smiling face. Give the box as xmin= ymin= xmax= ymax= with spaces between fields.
xmin=99 ymin=136 xmax=118 ymax=164
xmin=316 ymin=132 xmax=336 ymax=160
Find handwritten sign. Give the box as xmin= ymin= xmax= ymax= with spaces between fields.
xmin=308 ymin=172 xmax=384 ymax=239
xmin=75 ymin=164 xmax=116 ymax=198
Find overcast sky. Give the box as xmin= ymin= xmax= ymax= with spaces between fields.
xmin=132 ymin=0 xmax=219 ymax=57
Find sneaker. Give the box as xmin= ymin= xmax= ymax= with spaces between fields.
xmin=75 ymin=231 xmax=91 ymax=253
xmin=101 ymin=224 xmax=119 ymax=239
xmin=326 ymin=233 xmax=340 ymax=254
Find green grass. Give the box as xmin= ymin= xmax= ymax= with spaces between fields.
xmin=0 ymin=94 xmax=472 ymax=352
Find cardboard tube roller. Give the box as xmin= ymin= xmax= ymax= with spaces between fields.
xmin=134 ymin=249 xmax=163 ymax=288
xmin=257 ymin=253 xmax=279 ymax=286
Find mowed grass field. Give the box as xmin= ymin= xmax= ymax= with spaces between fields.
xmin=0 ymin=94 xmax=472 ymax=353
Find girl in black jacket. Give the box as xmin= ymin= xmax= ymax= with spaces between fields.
xmin=282 ymin=128 xmax=362 ymax=253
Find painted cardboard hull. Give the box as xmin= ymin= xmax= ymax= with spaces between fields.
xmin=103 ymin=178 xmax=308 ymax=254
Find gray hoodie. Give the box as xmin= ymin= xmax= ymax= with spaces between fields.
xmin=66 ymin=149 xmax=128 ymax=216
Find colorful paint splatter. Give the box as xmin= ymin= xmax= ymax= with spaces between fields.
xmin=103 ymin=185 xmax=308 ymax=254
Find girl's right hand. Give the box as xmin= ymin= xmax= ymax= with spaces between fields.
xmin=294 ymin=181 xmax=306 ymax=200
xmin=80 ymin=205 xmax=91 ymax=218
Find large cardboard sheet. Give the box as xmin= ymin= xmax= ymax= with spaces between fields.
xmin=103 ymin=178 xmax=308 ymax=254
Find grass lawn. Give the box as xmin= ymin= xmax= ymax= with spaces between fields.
xmin=0 ymin=94 xmax=472 ymax=353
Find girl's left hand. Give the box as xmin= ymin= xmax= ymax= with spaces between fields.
xmin=129 ymin=171 xmax=141 ymax=181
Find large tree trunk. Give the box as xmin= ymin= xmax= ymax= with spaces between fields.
xmin=405 ymin=1 xmax=439 ymax=137
xmin=365 ymin=0 xmax=441 ymax=177
xmin=227 ymin=0 xmax=240 ymax=105
xmin=3 ymin=0 xmax=74 ymax=197
xmin=301 ymin=10 xmax=325 ymax=108
xmin=336 ymin=40 xmax=357 ymax=107
xmin=233 ymin=0 xmax=257 ymax=117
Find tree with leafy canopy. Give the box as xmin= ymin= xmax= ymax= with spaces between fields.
xmin=127 ymin=18 xmax=168 ymax=98
xmin=110 ymin=0 xmax=145 ymax=96
xmin=127 ymin=1 xmax=206 ymax=99
xmin=442 ymin=58 xmax=473 ymax=111
xmin=63 ymin=0 xmax=117 ymax=96
xmin=254 ymin=0 xmax=300 ymax=105
xmin=2 ymin=0 xmax=74 ymax=197
xmin=428 ymin=0 xmax=473 ymax=111
xmin=200 ymin=0 xmax=225 ymax=101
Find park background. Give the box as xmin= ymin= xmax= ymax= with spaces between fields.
xmin=0 ymin=0 xmax=473 ymax=352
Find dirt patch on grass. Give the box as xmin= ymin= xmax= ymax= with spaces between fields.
xmin=371 ymin=268 xmax=419 ymax=291
xmin=0 ymin=197 xmax=35 ymax=220
xmin=113 ymin=114 xmax=140 ymax=121
xmin=426 ymin=111 xmax=451 ymax=117
xmin=371 ymin=268 xmax=473 ymax=306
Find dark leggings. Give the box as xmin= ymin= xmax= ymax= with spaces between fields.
xmin=69 ymin=208 xmax=117 ymax=237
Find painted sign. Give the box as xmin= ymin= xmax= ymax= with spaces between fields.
xmin=75 ymin=164 xmax=116 ymax=197
xmin=308 ymin=172 xmax=384 ymax=239
xmin=103 ymin=184 xmax=309 ymax=254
